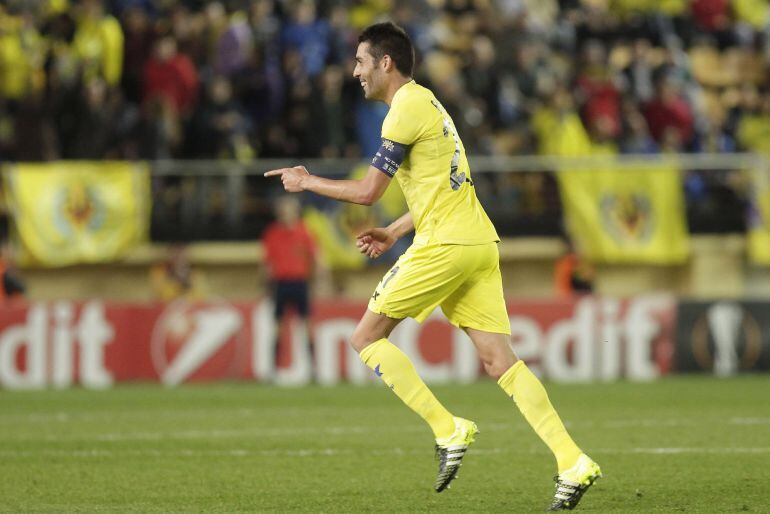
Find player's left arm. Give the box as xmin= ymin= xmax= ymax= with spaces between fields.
xmin=264 ymin=165 xmax=391 ymax=206
xmin=355 ymin=212 xmax=413 ymax=259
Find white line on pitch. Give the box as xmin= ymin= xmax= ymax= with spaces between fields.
xmin=2 ymin=447 xmax=770 ymax=459
xmin=3 ymin=415 xmax=769 ymax=443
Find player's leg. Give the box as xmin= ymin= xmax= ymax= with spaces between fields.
xmin=350 ymin=308 xmax=456 ymax=440
xmin=465 ymin=328 xmax=601 ymax=510
xmin=351 ymin=309 xmax=478 ymax=492
xmin=442 ymin=243 xmax=600 ymax=508
xmin=361 ymin=244 xmax=479 ymax=491
xmin=464 ymin=328 xmax=583 ymax=473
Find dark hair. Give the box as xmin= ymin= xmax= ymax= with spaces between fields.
xmin=358 ymin=22 xmax=414 ymax=77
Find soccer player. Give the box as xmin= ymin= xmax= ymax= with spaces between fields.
xmin=265 ymin=22 xmax=601 ymax=510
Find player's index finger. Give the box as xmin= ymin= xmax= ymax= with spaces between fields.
xmin=263 ymin=169 xmax=286 ymax=177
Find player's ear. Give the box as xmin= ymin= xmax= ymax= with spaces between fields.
xmin=381 ymin=54 xmax=393 ymax=72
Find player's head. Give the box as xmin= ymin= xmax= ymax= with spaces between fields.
xmin=354 ymin=22 xmax=414 ymax=101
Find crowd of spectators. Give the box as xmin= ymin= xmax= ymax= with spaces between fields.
xmin=1 ymin=0 xmax=770 ymax=164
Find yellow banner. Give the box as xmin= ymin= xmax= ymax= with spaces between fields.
xmin=3 ymin=161 xmax=150 ymax=267
xmin=558 ymin=164 xmax=689 ymax=264
xmin=748 ymin=168 xmax=770 ymax=265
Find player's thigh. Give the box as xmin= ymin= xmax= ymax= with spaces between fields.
xmin=350 ymin=308 xmax=404 ymax=352
xmin=441 ymin=243 xmax=511 ymax=335
xmin=368 ymin=244 xmax=467 ymax=322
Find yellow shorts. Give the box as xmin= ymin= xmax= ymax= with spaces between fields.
xmin=368 ymin=242 xmax=511 ymax=334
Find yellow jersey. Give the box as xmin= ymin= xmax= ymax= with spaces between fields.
xmin=380 ymin=80 xmax=499 ymax=246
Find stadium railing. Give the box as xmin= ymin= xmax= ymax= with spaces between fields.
xmin=146 ymin=153 xmax=765 ymax=241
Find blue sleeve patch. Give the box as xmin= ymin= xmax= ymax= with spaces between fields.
xmin=371 ymin=138 xmax=408 ymax=177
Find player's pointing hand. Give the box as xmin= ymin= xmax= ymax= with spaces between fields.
xmin=264 ymin=165 xmax=310 ymax=193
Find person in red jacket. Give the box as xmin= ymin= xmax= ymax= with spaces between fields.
xmin=261 ymin=196 xmax=319 ymax=378
xmin=143 ymin=35 xmax=199 ymax=116
xmin=643 ymin=75 xmax=694 ymax=149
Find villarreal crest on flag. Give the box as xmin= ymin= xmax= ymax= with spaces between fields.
xmin=557 ymin=164 xmax=689 ymax=264
xmin=3 ymin=162 xmax=150 ymax=267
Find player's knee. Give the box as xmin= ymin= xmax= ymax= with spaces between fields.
xmin=482 ymin=349 xmax=516 ymax=379
xmin=483 ymin=361 xmax=509 ymax=380
xmin=349 ymin=330 xmax=377 ymax=353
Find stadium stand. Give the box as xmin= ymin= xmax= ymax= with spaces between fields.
xmin=1 ymin=0 xmax=768 ymax=241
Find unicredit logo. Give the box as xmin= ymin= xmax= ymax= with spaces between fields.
xmin=150 ymin=300 xmax=244 ymax=385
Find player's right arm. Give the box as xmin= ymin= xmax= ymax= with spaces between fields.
xmin=266 ymin=81 xmax=420 ymax=203
xmin=356 ymin=212 xmax=413 ymax=259
xmin=264 ymin=165 xmax=391 ymax=206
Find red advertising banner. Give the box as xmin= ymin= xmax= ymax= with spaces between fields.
xmin=0 ymin=295 xmax=676 ymax=389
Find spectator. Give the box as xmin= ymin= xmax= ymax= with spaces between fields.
xmin=185 ymin=75 xmax=253 ymax=160
xmin=532 ymin=87 xmax=592 ymax=156
xmin=554 ymin=237 xmax=594 ymax=297
xmin=575 ymin=40 xmax=622 ymax=140
xmin=281 ymin=0 xmax=331 ymax=78
xmin=72 ymin=0 xmax=124 ymax=86
xmin=0 ymin=240 xmax=25 ymax=305
xmin=462 ymin=35 xmax=502 ymax=128
xmin=318 ymin=65 xmax=348 ymax=157
xmin=621 ymin=39 xmax=656 ymax=103
xmin=150 ymin=244 xmax=207 ymax=301
xmin=643 ymin=74 xmax=694 ymax=149
xmin=143 ymin=34 xmax=199 ymax=116
xmin=68 ymin=77 xmax=119 ymax=158
xmin=737 ymin=94 xmax=770 ymax=154
xmin=13 ymin=91 xmax=59 ymax=161
xmin=131 ymin=95 xmax=182 ymax=159
xmin=0 ymin=6 xmax=45 ymax=102
xmin=1 ymin=0 xmax=770 ymax=163
xmin=120 ymin=5 xmax=154 ymax=103
xmin=620 ymin=101 xmax=659 ymax=153
xmin=690 ymin=0 xmax=730 ymax=33
xmin=215 ymin=10 xmax=253 ymax=77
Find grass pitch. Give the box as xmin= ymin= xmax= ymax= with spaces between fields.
xmin=1 ymin=376 xmax=769 ymax=513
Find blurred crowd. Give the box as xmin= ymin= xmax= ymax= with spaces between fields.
xmin=1 ymin=0 xmax=770 ymax=163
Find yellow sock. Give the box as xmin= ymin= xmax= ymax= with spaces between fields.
xmin=360 ymin=338 xmax=455 ymax=439
xmin=498 ymin=361 xmax=582 ymax=473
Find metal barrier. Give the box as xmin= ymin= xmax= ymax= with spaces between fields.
xmin=146 ymin=153 xmax=767 ymax=241
xmin=0 ymin=154 xmax=763 ymax=241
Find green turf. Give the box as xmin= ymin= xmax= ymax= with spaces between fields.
xmin=1 ymin=376 xmax=769 ymax=513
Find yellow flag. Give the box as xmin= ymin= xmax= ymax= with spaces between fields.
xmin=558 ymin=163 xmax=689 ymax=264
xmin=3 ymin=161 xmax=150 ymax=267
xmin=748 ymin=168 xmax=770 ymax=265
